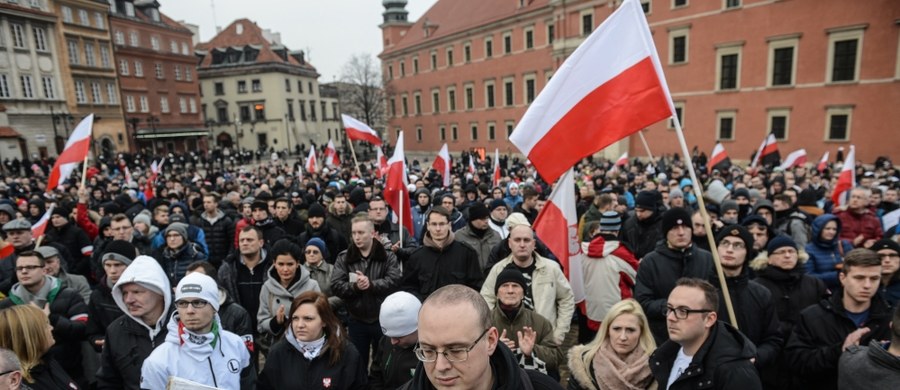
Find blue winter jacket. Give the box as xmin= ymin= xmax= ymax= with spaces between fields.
xmin=804 ymin=214 xmax=853 ymax=289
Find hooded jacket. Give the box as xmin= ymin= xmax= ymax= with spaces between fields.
xmin=649 ymin=321 xmax=761 ymax=390
xmin=330 ymin=239 xmax=402 ymax=323
xmin=140 ymin=311 xmax=252 ymax=390
xmin=153 ymin=241 xmax=207 ymax=286
xmin=298 ymin=223 xmax=348 ymax=265
xmin=257 ymin=325 xmax=368 ymax=390
xmin=257 ymin=264 xmax=321 ymax=335
xmin=455 ymin=223 xmax=502 ymax=272
xmin=403 ymin=231 xmax=484 ymax=300
xmin=86 ymin=276 xmax=125 ymax=351
xmin=634 ymin=242 xmax=716 ymax=344
xmin=580 ymin=235 xmax=640 ymax=331
xmin=410 ymin=188 xmax=431 ymax=244
xmin=97 ymin=256 xmax=172 ymax=390
xmin=804 ymin=214 xmax=854 ymax=289
xmin=326 ymin=200 xmax=354 ymax=239
xmin=838 ymin=340 xmax=900 ymax=390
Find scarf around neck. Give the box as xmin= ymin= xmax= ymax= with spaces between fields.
xmin=295 ymin=334 xmax=327 ymax=360
xmin=592 ymin=339 xmax=653 ymax=390
xmin=11 ymin=275 xmax=56 ymax=306
xmin=177 ymin=318 xmax=220 ymax=361
xmin=423 ymin=230 xmax=455 ymax=250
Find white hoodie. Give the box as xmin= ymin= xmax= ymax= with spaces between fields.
xmin=112 ymin=255 xmax=172 ymax=340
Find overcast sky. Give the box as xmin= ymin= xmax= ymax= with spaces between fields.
xmin=161 ymin=0 xmax=437 ymax=82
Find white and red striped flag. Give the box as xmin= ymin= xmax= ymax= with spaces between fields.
xmin=610 ymin=152 xmax=628 ymax=174
xmin=341 ymin=114 xmax=382 ymax=146
xmin=305 ymin=145 xmax=317 ymax=174
xmin=432 ymin=143 xmax=451 ymax=188
xmin=509 ymin=0 xmax=674 ymax=184
xmin=831 ymin=145 xmax=855 ymax=207
xmin=817 ymin=151 xmax=830 ymax=173
xmin=779 ymin=149 xmax=808 ymax=170
xmin=751 ymin=133 xmax=780 ymax=169
xmin=492 ymin=148 xmax=501 ymax=188
xmin=383 ymin=132 xmax=413 ymax=236
xmin=324 ymin=139 xmax=341 ymax=167
xmin=708 ymin=143 xmax=732 ymax=174
xmin=376 ymin=147 xmax=388 ymax=179
xmin=31 ymin=205 xmax=54 ymax=240
xmin=533 ymin=169 xmax=583 ymax=305
xmin=468 ymin=154 xmax=477 ymax=175
xmin=47 ymin=114 xmax=93 ymax=191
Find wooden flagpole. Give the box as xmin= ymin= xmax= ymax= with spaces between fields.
xmin=638 ymin=130 xmax=655 ymax=162
xmin=345 ymin=133 xmax=363 ymax=178
xmin=671 ymin=115 xmax=739 ymax=329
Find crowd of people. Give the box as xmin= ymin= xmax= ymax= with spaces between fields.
xmin=0 ymin=146 xmax=897 ymax=389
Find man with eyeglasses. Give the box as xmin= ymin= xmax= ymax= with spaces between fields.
xmin=0 ymin=219 xmax=35 ymax=295
xmin=711 ymin=227 xmax=783 ymax=375
xmin=0 ymin=348 xmax=23 ymax=390
xmin=0 ymin=250 xmax=89 ymax=387
xmin=786 ymin=248 xmax=892 ymax=390
xmin=399 ymin=284 xmax=563 ymax=390
xmin=649 ymin=278 xmax=761 ymax=390
xmin=872 ymin=239 xmax=900 ymax=307
xmin=141 ymin=272 xmax=253 ymax=389
xmin=369 ymin=197 xmax=416 ymax=250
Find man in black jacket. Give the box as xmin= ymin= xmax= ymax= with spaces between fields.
xmin=0 ymin=219 xmax=36 ymax=294
xmin=298 ymin=203 xmax=348 ymax=264
xmin=331 ymin=214 xmax=402 ymax=371
xmin=785 ymin=248 xmax=892 ymax=390
xmin=86 ymin=240 xmax=137 ymax=351
xmin=620 ymin=190 xmax=664 ymax=260
xmin=649 ymin=278 xmax=761 ymax=390
xmin=635 ymin=207 xmax=716 ymax=344
xmin=370 ymin=291 xmax=422 ymax=390
xmin=191 ymin=192 xmax=234 ymax=267
xmin=273 ymin=197 xmax=304 ymax=236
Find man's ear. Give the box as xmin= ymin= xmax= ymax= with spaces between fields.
xmin=705 ymin=311 xmax=718 ymax=329
xmin=485 ymin=326 xmax=499 ymax=355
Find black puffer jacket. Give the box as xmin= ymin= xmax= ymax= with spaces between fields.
xmin=785 ymin=292 xmax=893 ymax=390
xmin=86 ymin=278 xmax=124 ymax=351
xmin=298 ymin=223 xmax=348 ymax=264
xmin=402 ymin=233 xmax=483 ymax=301
xmin=634 ymin=243 xmax=715 ymax=344
xmin=257 ymin=328 xmax=367 ymax=390
xmin=620 ymin=210 xmax=663 ymax=260
xmin=191 ymin=210 xmax=234 ymax=267
xmin=96 ymin=308 xmax=172 ymax=390
xmin=46 ymin=221 xmax=92 ymax=277
xmin=219 ymin=288 xmax=254 ymax=341
xmin=152 ymin=243 xmax=207 ymax=286
xmin=650 ymin=321 xmax=762 ymax=390
xmin=711 ymin=267 xmax=783 ymax=370
xmin=330 ymin=239 xmax=401 ymax=323
xmin=369 ymin=336 xmax=419 ymax=390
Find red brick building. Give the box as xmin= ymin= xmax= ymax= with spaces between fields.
xmin=381 ymin=0 xmax=900 ymax=164
xmin=109 ymin=0 xmax=205 ymax=155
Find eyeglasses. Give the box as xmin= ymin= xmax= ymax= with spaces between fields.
xmin=305 ymin=249 xmax=321 ymax=255
xmin=719 ymin=241 xmax=745 ymax=250
xmin=15 ymin=265 xmax=42 ymax=272
xmin=665 ymin=305 xmax=713 ymax=320
xmin=175 ymin=300 xmax=209 ymax=309
xmin=0 ymin=369 xmax=18 ymax=377
xmin=414 ymin=328 xmax=489 ymax=363
xmin=878 ymin=253 xmax=900 ymax=260
xmin=771 ymin=248 xmax=797 ymax=256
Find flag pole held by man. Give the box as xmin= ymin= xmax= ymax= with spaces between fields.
xmin=509 ymin=0 xmax=738 ymax=327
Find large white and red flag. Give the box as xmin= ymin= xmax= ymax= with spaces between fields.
xmin=305 ymin=145 xmax=318 ymax=174
xmin=708 ymin=143 xmax=732 ymax=174
xmin=780 ymin=149 xmax=808 ymax=170
xmin=492 ymin=148 xmax=501 ymax=188
xmin=383 ymin=132 xmax=413 ymax=236
xmin=47 ymin=114 xmax=93 ymax=191
xmin=751 ymin=133 xmax=780 ymax=169
xmin=533 ymin=169 xmax=583 ymax=305
xmin=831 ymin=145 xmax=855 ymax=207
xmin=341 ymin=114 xmax=382 ymax=146
xmin=610 ymin=152 xmax=628 ymax=174
xmin=468 ymin=154 xmax=477 ymax=175
xmin=376 ymin=147 xmax=388 ymax=179
xmin=509 ymin=0 xmax=673 ymax=184
xmin=817 ymin=151 xmax=830 ymax=173
xmin=324 ymin=139 xmax=341 ymax=167
xmin=31 ymin=205 xmax=54 ymax=240
xmin=432 ymin=143 xmax=451 ymax=188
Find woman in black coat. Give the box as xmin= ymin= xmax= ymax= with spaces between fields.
xmin=0 ymin=305 xmax=80 ymax=389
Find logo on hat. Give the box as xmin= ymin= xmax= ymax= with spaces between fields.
xmin=676 ymin=219 xmax=683 ymax=225
xmin=323 ymin=378 xmax=332 ymax=388
xmin=181 ymin=284 xmax=202 ymax=294
xmin=730 ymin=229 xmax=739 ymax=236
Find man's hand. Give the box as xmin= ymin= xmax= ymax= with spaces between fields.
xmin=517 ymin=327 xmax=537 ymax=356
xmin=853 ymin=234 xmax=865 ymax=246
xmin=77 ymin=187 xmax=89 ymax=204
xmin=842 ymin=327 xmax=870 ymax=351
xmin=499 ymin=329 xmax=517 ymax=351
xmin=94 ymin=339 xmax=105 ymax=347
xmin=391 ymin=242 xmax=401 ymax=253
xmin=275 ymin=304 xmax=285 ymax=324
xmin=355 ymin=271 xmax=370 ymax=290
xmin=863 ymin=239 xmax=876 ymax=248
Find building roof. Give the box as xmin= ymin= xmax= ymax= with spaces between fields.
xmin=382 ymin=0 xmax=549 ymax=55
xmin=0 ymin=127 xmax=22 ymax=138
xmin=196 ymin=18 xmax=317 ymax=72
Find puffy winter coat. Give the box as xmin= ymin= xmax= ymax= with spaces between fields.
xmin=257 ymin=265 xmax=320 ymax=335
xmin=330 ymin=239 xmax=401 ymax=323
xmin=403 ymin=233 xmax=484 ymax=300
xmin=86 ymin=277 xmax=124 ymax=350
xmin=620 ymin=210 xmax=663 ymax=260
xmin=805 ymin=214 xmax=854 ymax=289
xmin=191 ymin=209 xmax=234 ymax=267
xmin=256 ymin=326 xmax=367 ymax=390
xmin=455 ymin=224 xmax=502 ymax=271
xmin=490 ymin=305 xmax=563 ymax=373
xmin=579 ymin=235 xmax=639 ymax=330
xmin=368 ymin=336 xmax=419 ymax=390
xmin=298 ymin=223 xmax=348 ymax=264
xmin=835 ymin=208 xmax=883 ymax=244
xmin=153 ymin=242 xmax=207 ymax=286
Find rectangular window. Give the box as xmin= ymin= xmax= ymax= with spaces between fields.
xmin=413 ymin=57 xmax=419 ymax=73
xmin=716 ymin=44 xmax=743 ymax=90
xmin=504 ymin=79 xmax=514 ymax=106
xmin=252 ymin=79 xmax=262 ymax=92
xmin=126 ymin=96 xmax=135 ymax=112
xmin=769 ymin=111 xmax=789 ymax=140
xmin=416 ymin=127 xmax=423 ymax=142
xmin=447 ymin=48 xmax=454 ymax=67
xmin=465 ymin=84 xmax=474 ymax=110
xmin=831 ymin=39 xmax=859 ymax=82
xmin=151 ymin=36 xmax=160 ymax=51
xmin=432 ymin=90 xmax=440 ymax=113
xmin=299 ymin=100 xmax=307 ymax=120
xmin=10 ymin=24 xmax=25 ymax=48
xmin=239 ymin=105 xmax=251 ymax=122
xmin=114 ymin=31 xmax=124 ymax=45
xmin=464 ymin=43 xmax=471 ymax=63
xmin=547 ymin=24 xmax=555 ymax=44
xmin=119 ymin=59 xmax=129 ymax=75
xmin=0 ymin=75 xmax=9 ymax=98
xmin=485 ymin=37 xmax=493 ymax=58
xmin=582 ymin=12 xmax=593 ymax=36
xmin=309 ymin=100 xmax=317 ymax=121
xmin=503 ymin=32 xmax=512 ymax=54
xmin=431 ymin=51 xmax=437 ymax=69
xmin=174 ymin=65 xmax=181 ymax=80
xmin=414 ymin=92 xmax=422 ymax=115
xmin=286 ymin=100 xmax=295 ymax=120
xmin=91 ymin=82 xmax=102 ymax=104
xmin=19 ymin=75 xmax=33 ymax=98
xmin=669 ymin=102 xmax=685 ymax=128
xmin=67 ymin=40 xmax=80 ymax=65
xmin=771 ymin=47 xmax=794 ymax=86
xmin=129 ymin=31 xmax=139 ymax=47
xmin=154 ymin=63 xmax=164 ymax=79
xmin=84 ymin=43 xmax=95 ymax=66
xmin=179 ymin=97 xmax=188 ymax=113
xmin=448 ymin=88 xmax=456 ymax=112
xmin=139 ymin=96 xmax=149 ymax=112
xmin=488 ymin=123 xmax=496 ymax=140
xmin=825 ymin=107 xmax=852 ymax=141
xmin=440 ymin=126 xmax=446 ymax=141
xmin=189 ymin=98 xmax=197 ymax=113
xmin=716 ymin=111 xmax=736 ymax=140
xmin=41 ymin=76 xmax=55 ymax=99
xmin=451 ymin=125 xmax=458 ymax=141
xmin=160 ymin=97 xmax=170 ymax=113
xmin=215 ymin=82 xmax=224 ymax=95
xmin=297 ymin=80 xmax=303 ymax=93
xmin=62 ymin=6 xmax=73 ymax=23
xmin=100 ymin=46 xmax=111 ymax=68
xmin=134 ymin=61 xmax=143 ymax=77
xmin=79 ymin=9 xmax=90 ymax=26
xmin=388 ymin=98 xmax=395 ymax=118
xmin=524 ymin=77 xmax=536 ymax=104
xmin=524 ymin=28 xmax=534 ymax=49
xmin=32 ymin=27 xmax=47 ymax=51
xmin=74 ymin=80 xmax=86 ymax=103
xmin=669 ymin=26 xmax=690 ymax=64
xmin=237 ymin=80 xmax=247 ymax=93
xmin=387 ymin=65 xmax=393 ymax=79
xmin=170 ymin=40 xmax=178 ymax=54
xmin=401 ymin=95 xmax=408 ymax=116
xmin=185 ymin=68 xmax=192 ymax=81
xmin=217 ymin=106 xmax=228 ymax=123
xmin=256 ymin=103 xmax=266 ymax=121
xmin=673 ymin=0 xmax=687 ymax=7
xmin=400 ymin=61 xmax=405 ymax=76
xmin=641 ymin=0 xmax=651 ymax=14
xmin=485 ymin=82 xmax=495 ymax=108
xmin=107 ymin=83 xmax=118 ymax=104
xmin=506 ymin=121 xmax=515 ymax=139
xmin=94 ymin=12 xmax=105 ymax=29
xmin=725 ymin=0 xmax=741 ymax=9
xmin=471 ymin=124 xmax=478 ymax=140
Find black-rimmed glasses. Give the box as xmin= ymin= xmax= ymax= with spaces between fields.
xmin=414 ymin=328 xmax=489 ymax=363
xmin=665 ymin=305 xmax=713 ymax=320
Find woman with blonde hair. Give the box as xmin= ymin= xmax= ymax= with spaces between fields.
xmin=568 ymin=299 xmax=657 ymax=390
xmin=0 ymin=305 xmax=79 ymax=389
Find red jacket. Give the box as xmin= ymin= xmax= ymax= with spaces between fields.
xmin=836 ymin=208 xmax=883 ymax=246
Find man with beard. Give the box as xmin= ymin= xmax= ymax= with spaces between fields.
xmin=368 ymin=196 xmax=415 ymax=250
xmin=326 ymin=193 xmax=354 ymax=239
xmin=298 ymin=203 xmax=347 ymax=264
xmin=191 ymin=192 xmax=234 ymax=268
xmin=272 ymin=197 xmax=304 ymax=236
xmin=403 ymin=207 xmax=483 ymax=300
xmin=455 ymin=202 xmax=502 ymax=272
xmin=773 ymin=194 xmax=811 ymax=248
xmin=621 ymin=190 xmax=664 ymax=260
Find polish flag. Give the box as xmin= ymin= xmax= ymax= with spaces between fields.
xmin=432 ymin=143 xmax=451 ymax=187
xmin=0 ymin=241 xmax=13 ymax=258
xmin=492 ymin=148 xmax=501 ymax=188
xmin=615 ymin=152 xmax=629 ymax=167
xmin=468 ymin=155 xmax=477 ymax=175
xmin=144 ymin=159 xmax=165 ymax=200
xmin=779 ymin=149 xmax=808 ymax=170
xmin=341 ymin=114 xmax=382 ymax=146
xmin=816 ymin=151 xmax=830 ymax=173
xmin=31 ymin=205 xmax=54 ymax=240
xmin=708 ymin=143 xmax=732 ymax=174
xmin=533 ymin=169 xmax=583 ymax=304
xmin=47 ymin=114 xmax=93 ymax=191
xmin=751 ymin=133 xmax=780 ymax=169
xmin=383 ymin=132 xmax=413 ymax=236
xmin=305 ymin=146 xmax=317 ymax=174
xmin=509 ymin=0 xmax=674 ymax=184
xmin=831 ymin=145 xmax=855 ymax=207
xmin=324 ymin=139 xmax=341 ymax=167
xmin=376 ymin=147 xmax=388 ymax=179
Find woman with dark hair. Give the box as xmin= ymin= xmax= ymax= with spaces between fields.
xmin=257 ymin=291 xmax=367 ymax=390
xmin=257 ymin=240 xmax=320 ymax=338
xmin=0 ymin=305 xmax=79 ymax=389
